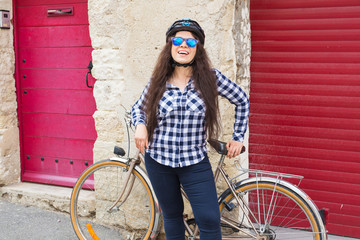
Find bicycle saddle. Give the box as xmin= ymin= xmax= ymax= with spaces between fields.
xmin=208 ymin=139 xmax=228 ymax=155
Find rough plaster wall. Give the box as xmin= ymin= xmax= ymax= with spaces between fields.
xmin=0 ymin=0 xmax=20 ymax=186
xmin=226 ymin=0 xmax=251 ymax=180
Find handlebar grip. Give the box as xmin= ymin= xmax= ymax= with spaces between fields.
xmin=241 ymin=146 xmax=246 ymax=154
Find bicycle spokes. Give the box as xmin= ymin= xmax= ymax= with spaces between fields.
xmin=107 ymin=160 xmax=138 ymax=212
xmin=219 ymin=176 xmax=324 ymax=239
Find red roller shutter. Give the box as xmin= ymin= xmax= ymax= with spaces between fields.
xmin=250 ymin=0 xmax=360 ymax=237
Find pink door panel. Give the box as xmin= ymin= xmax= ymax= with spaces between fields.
xmin=16 ymin=3 xmax=89 ymax=27
xmin=18 ymin=25 xmax=91 ymax=47
xmin=16 ymin=0 xmax=97 ymax=187
xmin=19 ymin=47 xmax=92 ymax=69
xmin=21 ymin=89 xmax=95 ymax=115
xmin=22 ymin=113 xmax=96 ymax=140
xmin=20 ymin=69 xmax=95 ymax=90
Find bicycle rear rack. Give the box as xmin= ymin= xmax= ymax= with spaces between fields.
xmin=233 ymin=160 xmax=304 ymax=187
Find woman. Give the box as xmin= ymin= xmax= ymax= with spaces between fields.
xmin=131 ymin=18 xmax=249 ymax=240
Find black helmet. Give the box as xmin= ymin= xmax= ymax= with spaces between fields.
xmin=166 ymin=18 xmax=205 ymax=45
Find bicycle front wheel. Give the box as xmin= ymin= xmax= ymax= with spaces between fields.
xmin=218 ymin=178 xmax=326 ymax=240
xmin=70 ymin=159 xmax=159 ymax=240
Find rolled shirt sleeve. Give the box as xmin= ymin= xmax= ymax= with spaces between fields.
xmin=215 ymin=69 xmax=250 ymax=142
xmin=131 ymin=81 xmax=150 ymax=127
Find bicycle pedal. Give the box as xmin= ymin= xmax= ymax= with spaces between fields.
xmin=186 ymin=218 xmax=196 ymax=225
xmin=220 ymin=223 xmax=240 ymax=233
xmin=224 ymin=201 xmax=235 ymax=211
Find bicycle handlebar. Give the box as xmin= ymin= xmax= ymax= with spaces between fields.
xmin=208 ymin=139 xmax=246 ymax=156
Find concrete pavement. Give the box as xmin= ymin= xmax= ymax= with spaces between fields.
xmin=1 ymin=199 xmax=359 ymax=240
xmin=0 ymin=200 xmax=76 ymax=240
xmin=0 ymin=182 xmax=358 ymax=240
xmin=0 ymin=200 xmax=129 ymax=240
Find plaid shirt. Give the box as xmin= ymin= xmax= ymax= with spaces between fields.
xmin=131 ymin=69 xmax=249 ymax=168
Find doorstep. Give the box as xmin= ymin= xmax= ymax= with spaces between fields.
xmin=0 ymin=182 xmax=72 ymax=213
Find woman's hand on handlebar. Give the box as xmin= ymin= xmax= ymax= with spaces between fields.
xmin=134 ymin=123 xmax=148 ymax=155
xmin=226 ymin=140 xmax=244 ymax=158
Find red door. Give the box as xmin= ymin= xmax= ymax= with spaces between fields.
xmin=15 ymin=0 xmax=97 ymax=187
xmin=250 ymin=0 xmax=360 ymax=237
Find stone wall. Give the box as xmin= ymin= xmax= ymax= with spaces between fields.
xmin=230 ymin=0 xmax=251 ymax=174
xmin=0 ymin=0 xmax=20 ymax=186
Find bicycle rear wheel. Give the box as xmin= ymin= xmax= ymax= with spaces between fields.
xmin=70 ymin=159 xmax=159 ymax=240
xmin=218 ymin=178 xmax=326 ymax=240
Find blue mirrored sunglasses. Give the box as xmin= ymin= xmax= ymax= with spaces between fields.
xmin=171 ymin=37 xmax=198 ymax=48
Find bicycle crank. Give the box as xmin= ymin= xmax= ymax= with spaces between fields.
xmin=257 ymin=235 xmax=274 ymax=240
xmin=256 ymin=231 xmax=276 ymax=240
xmin=256 ymin=237 xmax=267 ymax=240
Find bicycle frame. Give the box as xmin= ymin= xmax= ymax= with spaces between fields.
xmin=182 ymin=151 xmax=325 ymax=240
xmin=182 ymin=154 xmax=260 ymax=239
xmin=215 ymin=155 xmax=259 ymax=239
xmin=114 ymin=109 xmax=326 ymax=239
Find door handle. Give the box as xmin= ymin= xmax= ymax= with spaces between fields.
xmin=86 ymin=61 xmax=93 ymax=88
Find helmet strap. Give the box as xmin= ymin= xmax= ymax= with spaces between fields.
xmin=171 ymin=59 xmax=195 ymax=68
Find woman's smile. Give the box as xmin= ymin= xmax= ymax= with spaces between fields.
xmin=171 ymin=31 xmax=197 ymax=64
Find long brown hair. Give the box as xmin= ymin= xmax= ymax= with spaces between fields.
xmin=143 ymin=39 xmax=220 ymax=142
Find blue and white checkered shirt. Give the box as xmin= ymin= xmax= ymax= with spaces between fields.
xmin=132 ymin=69 xmax=249 ymax=168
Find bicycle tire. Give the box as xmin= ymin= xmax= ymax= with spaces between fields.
xmin=70 ymin=159 xmax=161 ymax=240
xmin=218 ymin=177 xmax=326 ymax=240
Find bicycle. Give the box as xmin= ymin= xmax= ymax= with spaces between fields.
xmin=70 ymin=110 xmax=328 ymax=240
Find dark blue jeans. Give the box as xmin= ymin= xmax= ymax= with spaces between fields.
xmin=145 ymin=153 xmax=221 ymax=240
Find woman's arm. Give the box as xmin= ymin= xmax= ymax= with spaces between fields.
xmin=131 ymin=81 xmax=150 ymax=154
xmin=131 ymin=81 xmax=150 ymax=127
xmin=215 ymin=69 xmax=250 ymax=158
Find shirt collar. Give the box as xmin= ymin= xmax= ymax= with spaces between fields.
xmin=166 ymin=78 xmax=194 ymax=91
